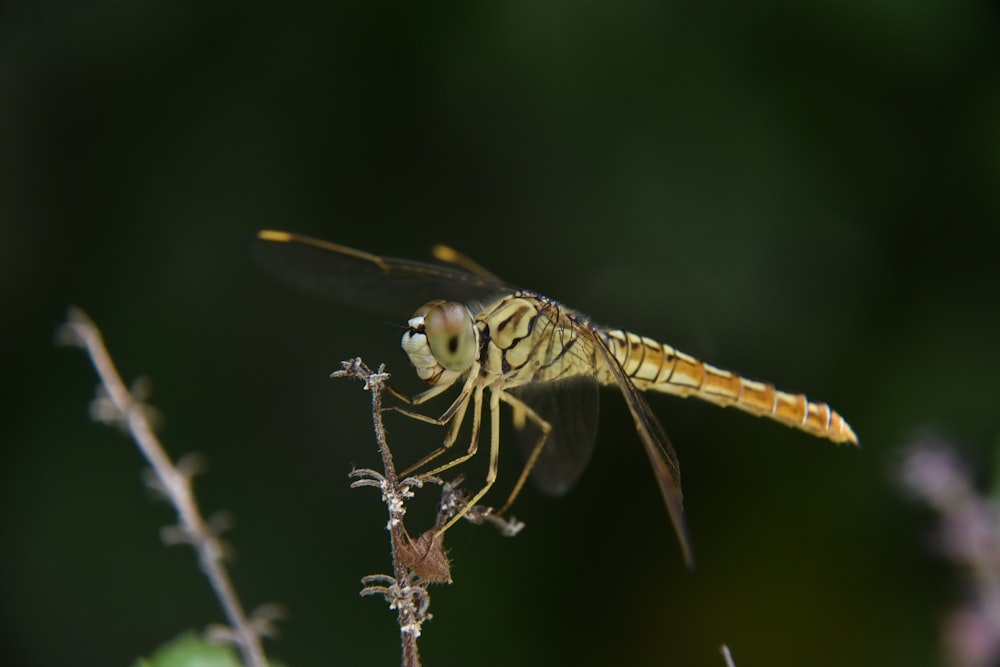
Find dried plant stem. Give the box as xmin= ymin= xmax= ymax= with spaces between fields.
xmin=362 ymin=361 xmax=422 ymax=667
xmin=59 ymin=307 xmax=268 ymax=667
xmin=336 ymin=359 xmax=426 ymax=667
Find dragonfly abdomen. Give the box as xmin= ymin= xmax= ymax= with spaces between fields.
xmin=601 ymin=329 xmax=858 ymax=445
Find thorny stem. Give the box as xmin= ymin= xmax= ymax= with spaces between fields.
xmin=334 ymin=358 xmax=424 ymax=667
xmin=58 ymin=308 xmax=268 ymax=667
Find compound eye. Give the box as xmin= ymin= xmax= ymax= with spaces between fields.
xmin=421 ymin=301 xmax=476 ymax=372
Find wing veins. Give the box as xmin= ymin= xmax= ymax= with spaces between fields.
xmin=592 ymin=332 xmax=694 ymax=569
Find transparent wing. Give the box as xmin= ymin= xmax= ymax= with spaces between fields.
xmin=591 ymin=331 xmax=694 ymax=568
xmin=511 ymin=378 xmax=600 ymax=497
xmin=249 ymin=230 xmax=511 ymax=320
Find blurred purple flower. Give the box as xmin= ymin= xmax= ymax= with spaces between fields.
xmin=897 ymin=439 xmax=1000 ymax=667
xmin=945 ymin=605 xmax=1000 ymax=667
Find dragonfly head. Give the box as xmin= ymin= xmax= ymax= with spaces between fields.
xmin=401 ymin=300 xmax=478 ymax=384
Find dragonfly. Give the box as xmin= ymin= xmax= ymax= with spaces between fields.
xmin=252 ymin=229 xmax=858 ymax=566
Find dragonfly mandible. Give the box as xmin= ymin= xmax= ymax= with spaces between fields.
xmin=252 ymin=230 xmax=858 ymax=566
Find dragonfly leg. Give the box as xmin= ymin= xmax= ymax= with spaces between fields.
xmin=415 ymin=385 xmax=485 ymax=478
xmin=494 ymin=391 xmax=551 ymax=516
xmin=398 ymin=395 xmax=472 ymax=477
xmin=435 ymin=388 xmax=502 ymax=537
xmin=381 ymin=381 xmax=455 ymax=425
xmin=385 ymin=381 xmax=456 ymax=407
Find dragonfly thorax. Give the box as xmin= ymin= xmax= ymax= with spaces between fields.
xmin=401 ymin=300 xmax=478 ymax=385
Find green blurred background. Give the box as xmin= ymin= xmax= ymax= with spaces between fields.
xmin=3 ymin=1 xmax=999 ymax=665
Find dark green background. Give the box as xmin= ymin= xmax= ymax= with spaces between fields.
xmin=4 ymin=2 xmax=999 ymax=666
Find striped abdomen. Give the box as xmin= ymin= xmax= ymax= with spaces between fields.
xmin=600 ymin=329 xmax=858 ymax=445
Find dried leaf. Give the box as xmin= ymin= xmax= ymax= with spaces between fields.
xmin=401 ymin=530 xmax=451 ymax=583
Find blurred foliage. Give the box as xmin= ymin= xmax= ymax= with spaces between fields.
xmin=2 ymin=1 xmax=999 ymax=666
xmin=133 ymin=633 xmax=246 ymax=667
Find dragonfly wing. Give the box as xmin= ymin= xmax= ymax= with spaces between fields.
xmin=592 ymin=332 xmax=694 ymax=568
xmin=432 ymin=244 xmax=506 ymax=283
xmin=250 ymin=230 xmax=510 ymax=320
xmin=511 ymin=378 xmax=600 ymax=497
